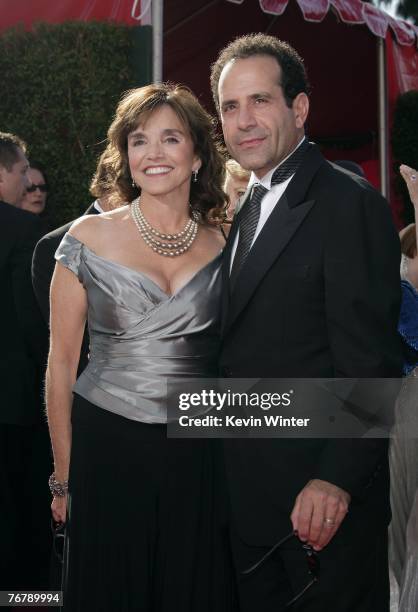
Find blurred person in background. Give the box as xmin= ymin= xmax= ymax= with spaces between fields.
xmin=21 ymin=162 xmax=48 ymax=215
xmin=224 ymin=158 xmax=250 ymax=220
xmin=21 ymin=162 xmax=50 ymax=234
xmin=0 ymin=131 xmax=50 ymax=592
xmin=0 ymin=131 xmax=30 ymax=207
xmin=389 ymin=163 xmax=418 ymax=612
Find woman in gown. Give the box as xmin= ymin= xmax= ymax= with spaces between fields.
xmin=46 ymin=84 xmax=234 ymax=611
xmin=389 ymin=164 xmax=418 ymax=611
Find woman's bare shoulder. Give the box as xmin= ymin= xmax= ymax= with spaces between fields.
xmin=68 ymin=205 xmax=130 ymax=247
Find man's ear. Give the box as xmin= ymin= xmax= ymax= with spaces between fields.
xmin=293 ymin=93 xmax=309 ymax=129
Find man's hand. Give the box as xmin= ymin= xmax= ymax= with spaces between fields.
xmin=290 ymin=479 xmax=350 ymax=551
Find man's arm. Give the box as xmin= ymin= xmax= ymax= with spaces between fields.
xmin=12 ymin=213 xmax=48 ymax=369
xmin=32 ymin=232 xmax=62 ymax=325
xmin=291 ymin=182 xmax=402 ymax=550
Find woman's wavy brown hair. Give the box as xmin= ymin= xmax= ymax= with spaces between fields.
xmin=107 ymin=83 xmax=227 ymax=224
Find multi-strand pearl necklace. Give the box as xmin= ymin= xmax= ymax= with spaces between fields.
xmin=130 ymin=198 xmax=199 ymax=257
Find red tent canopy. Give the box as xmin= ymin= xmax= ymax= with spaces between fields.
xmin=1 ymin=0 xmax=417 ymax=224
xmin=0 ymin=0 xmax=141 ymax=29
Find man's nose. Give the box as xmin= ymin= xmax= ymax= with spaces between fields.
xmin=237 ymin=105 xmax=257 ymax=131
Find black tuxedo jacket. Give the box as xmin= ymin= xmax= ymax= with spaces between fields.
xmin=220 ymin=145 xmax=402 ymax=546
xmin=31 ymin=203 xmax=99 ymax=373
xmin=0 ymin=202 xmax=48 ymax=425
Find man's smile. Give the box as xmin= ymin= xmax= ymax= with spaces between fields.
xmin=238 ymin=137 xmax=266 ymax=149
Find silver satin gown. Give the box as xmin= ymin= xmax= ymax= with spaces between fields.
xmin=55 ymin=232 xmax=223 ymax=422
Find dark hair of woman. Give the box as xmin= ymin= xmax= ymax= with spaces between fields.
xmin=107 ymin=83 xmax=227 ymax=224
xmin=29 ymin=160 xmax=48 ymax=188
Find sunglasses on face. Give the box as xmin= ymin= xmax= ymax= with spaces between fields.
xmin=26 ymin=183 xmax=48 ymax=193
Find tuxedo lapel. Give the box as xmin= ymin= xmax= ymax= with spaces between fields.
xmin=223 ymin=145 xmax=325 ymax=336
xmin=84 ymin=201 xmax=101 ymax=215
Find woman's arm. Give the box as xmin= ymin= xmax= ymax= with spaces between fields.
xmin=46 ymin=261 xmax=87 ymax=522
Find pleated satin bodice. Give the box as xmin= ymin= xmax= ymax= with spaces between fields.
xmin=55 ymin=233 xmax=222 ymax=423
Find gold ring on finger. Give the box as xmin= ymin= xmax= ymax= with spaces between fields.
xmin=324 ymin=517 xmax=335 ymax=526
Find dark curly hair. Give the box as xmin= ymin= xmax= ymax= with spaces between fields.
xmin=210 ymin=33 xmax=310 ymax=112
xmin=107 ymin=83 xmax=227 ymax=224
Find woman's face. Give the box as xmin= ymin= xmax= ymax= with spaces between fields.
xmin=20 ymin=168 xmax=47 ymax=214
xmin=224 ymin=173 xmax=249 ymax=218
xmin=127 ymin=104 xmax=201 ymax=200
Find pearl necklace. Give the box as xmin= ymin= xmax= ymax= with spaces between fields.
xmin=130 ymin=198 xmax=199 ymax=257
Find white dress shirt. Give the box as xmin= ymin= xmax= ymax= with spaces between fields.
xmin=230 ymin=137 xmax=306 ymax=271
xmin=93 ymin=199 xmax=104 ymax=214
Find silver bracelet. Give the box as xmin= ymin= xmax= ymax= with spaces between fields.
xmin=49 ymin=472 xmax=68 ymax=497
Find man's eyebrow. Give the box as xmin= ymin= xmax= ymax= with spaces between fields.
xmin=249 ymin=91 xmax=273 ymax=100
xmin=220 ymin=97 xmax=237 ymax=110
xmin=221 ymin=92 xmax=273 ymax=108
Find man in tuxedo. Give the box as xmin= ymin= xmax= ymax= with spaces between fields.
xmin=0 ymin=132 xmax=50 ymax=590
xmin=211 ymin=35 xmax=402 ymax=611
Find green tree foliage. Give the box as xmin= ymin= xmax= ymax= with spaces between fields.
xmin=371 ymin=0 xmax=417 ymax=24
xmin=397 ymin=0 xmax=418 ymax=23
xmin=391 ymin=90 xmax=418 ymax=224
xmin=0 ymin=21 xmax=138 ymax=228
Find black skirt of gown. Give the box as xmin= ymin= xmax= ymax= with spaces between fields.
xmin=63 ymin=394 xmax=236 ymax=612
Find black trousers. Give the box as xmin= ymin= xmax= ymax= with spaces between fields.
xmin=0 ymin=423 xmax=52 ymax=591
xmin=230 ymin=526 xmax=389 ymax=612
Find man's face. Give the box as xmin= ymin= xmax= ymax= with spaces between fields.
xmin=218 ymin=55 xmax=308 ymax=179
xmin=0 ymin=147 xmax=31 ymax=206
